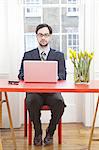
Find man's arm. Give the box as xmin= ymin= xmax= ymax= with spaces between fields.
xmin=18 ymin=50 xmax=36 ymax=80
xmin=57 ymin=52 xmax=67 ymax=80
xmin=18 ymin=55 xmax=25 ymax=80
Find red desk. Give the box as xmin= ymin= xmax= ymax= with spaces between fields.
xmin=0 ymin=79 xmax=99 ymax=150
xmin=0 ymin=79 xmax=99 ymax=93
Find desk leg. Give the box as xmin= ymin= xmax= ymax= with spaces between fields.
xmin=4 ymin=92 xmax=16 ymax=149
xmin=88 ymin=96 xmax=99 ymax=150
xmin=0 ymin=93 xmax=2 ymax=128
xmin=0 ymin=138 xmax=3 ymax=150
xmin=0 ymin=93 xmax=3 ymax=150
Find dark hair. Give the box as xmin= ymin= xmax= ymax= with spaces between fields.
xmin=35 ymin=24 xmax=52 ymax=34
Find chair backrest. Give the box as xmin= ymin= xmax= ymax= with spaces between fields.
xmin=41 ymin=105 xmax=50 ymax=110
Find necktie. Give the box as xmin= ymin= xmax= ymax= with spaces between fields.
xmin=41 ymin=51 xmax=46 ymax=61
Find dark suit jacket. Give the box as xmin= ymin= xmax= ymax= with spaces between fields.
xmin=18 ymin=48 xmax=66 ymax=80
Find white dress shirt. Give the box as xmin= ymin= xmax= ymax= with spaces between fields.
xmin=38 ymin=45 xmax=50 ymax=60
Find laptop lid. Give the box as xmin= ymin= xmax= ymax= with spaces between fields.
xmin=24 ymin=60 xmax=58 ymax=83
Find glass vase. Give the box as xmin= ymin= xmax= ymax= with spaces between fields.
xmin=74 ymin=67 xmax=89 ymax=83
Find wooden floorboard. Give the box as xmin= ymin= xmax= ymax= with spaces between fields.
xmin=0 ymin=123 xmax=99 ymax=150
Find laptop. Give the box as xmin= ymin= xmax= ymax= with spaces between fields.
xmin=24 ymin=60 xmax=58 ymax=83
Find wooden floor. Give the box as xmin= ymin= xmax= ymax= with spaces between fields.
xmin=0 ymin=123 xmax=99 ymax=150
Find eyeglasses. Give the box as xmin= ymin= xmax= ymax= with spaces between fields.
xmin=37 ymin=33 xmax=50 ymax=38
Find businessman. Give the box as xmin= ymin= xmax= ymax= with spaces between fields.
xmin=18 ymin=23 xmax=67 ymax=146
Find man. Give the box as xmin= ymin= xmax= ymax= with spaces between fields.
xmin=18 ymin=24 xmax=67 ymax=146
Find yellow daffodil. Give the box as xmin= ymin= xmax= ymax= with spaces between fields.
xmin=68 ymin=48 xmax=94 ymax=83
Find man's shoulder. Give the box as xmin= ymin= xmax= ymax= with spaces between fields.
xmin=51 ymin=48 xmax=64 ymax=56
xmin=24 ymin=48 xmax=38 ymax=56
xmin=24 ymin=48 xmax=38 ymax=54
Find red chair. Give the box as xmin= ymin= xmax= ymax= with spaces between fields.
xmin=24 ymin=98 xmax=62 ymax=145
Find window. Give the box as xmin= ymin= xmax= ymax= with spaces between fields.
xmin=25 ymin=6 xmax=41 ymax=17
xmin=67 ymin=0 xmax=78 ymax=4
xmin=24 ymin=33 xmax=38 ymax=50
xmin=67 ymin=33 xmax=79 ymax=51
xmin=23 ymin=0 xmax=81 ymax=55
xmin=67 ymin=6 xmax=79 ymax=16
xmin=67 ymin=0 xmax=79 ymax=16
xmin=24 ymin=0 xmax=41 ymax=4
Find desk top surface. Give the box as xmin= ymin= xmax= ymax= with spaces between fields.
xmin=0 ymin=79 xmax=99 ymax=93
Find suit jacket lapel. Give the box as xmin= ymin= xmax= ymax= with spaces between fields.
xmin=47 ymin=48 xmax=55 ymax=60
xmin=33 ymin=48 xmax=41 ymax=60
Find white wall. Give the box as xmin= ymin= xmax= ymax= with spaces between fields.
xmin=0 ymin=0 xmax=24 ymax=128
xmin=81 ymin=0 xmax=95 ymax=126
xmin=0 ymin=1 xmax=9 ymax=74
xmin=93 ymin=0 xmax=99 ymax=126
xmin=7 ymin=0 xmax=24 ymax=128
xmin=82 ymin=0 xmax=99 ymax=127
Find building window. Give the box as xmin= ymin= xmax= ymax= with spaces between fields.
xmin=67 ymin=6 xmax=79 ymax=16
xmin=67 ymin=33 xmax=79 ymax=52
xmin=25 ymin=6 xmax=41 ymax=17
xmin=24 ymin=33 xmax=38 ymax=50
xmin=24 ymin=0 xmax=41 ymax=4
xmin=67 ymin=0 xmax=78 ymax=4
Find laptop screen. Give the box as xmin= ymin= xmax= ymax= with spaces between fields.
xmin=24 ymin=60 xmax=58 ymax=83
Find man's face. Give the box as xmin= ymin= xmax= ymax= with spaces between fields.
xmin=36 ymin=27 xmax=52 ymax=47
